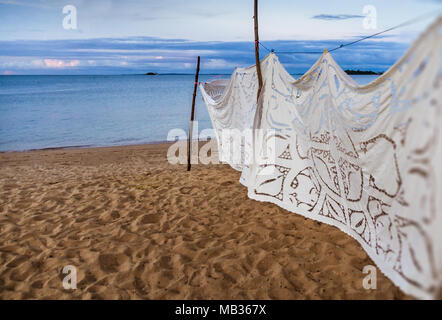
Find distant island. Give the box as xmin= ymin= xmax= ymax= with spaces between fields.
xmin=344 ymin=69 xmax=383 ymax=75
xmin=145 ymin=72 xmax=159 ymax=75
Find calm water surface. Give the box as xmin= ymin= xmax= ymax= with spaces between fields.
xmin=0 ymin=74 xmax=379 ymax=151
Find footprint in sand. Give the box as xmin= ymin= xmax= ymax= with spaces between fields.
xmin=133 ymin=277 xmax=149 ymax=296
xmin=157 ymin=255 xmax=172 ymax=269
xmin=140 ymin=213 xmax=161 ymax=224
xmin=6 ymin=255 xmax=29 ymax=268
xmin=179 ymin=186 xmax=195 ymax=195
xmin=31 ymin=280 xmax=44 ymax=289
xmin=98 ymin=253 xmax=127 ymax=273
xmin=78 ymin=270 xmax=97 ymax=287
xmin=110 ymin=211 xmax=120 ymax=219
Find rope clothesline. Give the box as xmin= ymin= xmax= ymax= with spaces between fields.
xmin=258 ymin=10 xmax=441 ymax=55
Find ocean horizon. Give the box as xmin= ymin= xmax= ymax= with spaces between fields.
xmin=0 ymin=74 xmax=379 ymax=152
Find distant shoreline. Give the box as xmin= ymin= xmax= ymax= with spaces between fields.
xmin=0 ymin=138 xmax=212 ymax=154
xmin=1 ymin=72 xmax=384 ymax=76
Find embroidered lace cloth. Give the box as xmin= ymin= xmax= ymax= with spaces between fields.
xmin=200 ymin=17 xmax=442 ymax=299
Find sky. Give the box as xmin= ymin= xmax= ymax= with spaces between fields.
xmin=0 ymin=0 xmax=441 ymax=75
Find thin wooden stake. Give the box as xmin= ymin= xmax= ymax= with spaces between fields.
xmin=254 ymin=0 xmax=263 ymax=102
xmin=187 ymin=56 xmax=200 ymax=171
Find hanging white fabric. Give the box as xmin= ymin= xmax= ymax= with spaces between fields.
xmin=200 ymin=16 xmax=442 ymax=299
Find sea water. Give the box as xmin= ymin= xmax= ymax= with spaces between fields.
xmin=0 ymin=74 xmax=379 ymax=152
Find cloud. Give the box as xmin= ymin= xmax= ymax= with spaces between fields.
xmin=43 ymin=59 xmax=80 ymax=68
xmin=312 ymin=14 xmax=365 ymax=21
xmin=202 ymin=58 xmax=238 ymax=69
xmin=0 ymin=0 xmax=58 ymax=9
xmin=0 ymin=34 xmax=411 ymax=74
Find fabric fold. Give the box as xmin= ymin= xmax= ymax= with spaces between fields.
xmin=200 ymin=16 xmax=442 ymax=299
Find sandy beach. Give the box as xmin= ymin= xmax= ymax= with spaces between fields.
xmin=0 ymin=142 xmax=411 ymax=299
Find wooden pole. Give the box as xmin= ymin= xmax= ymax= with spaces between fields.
xmin=187 ymin=56 xmax=200 ymax=171
xmin=254 ymin=0 xmax=263 ymax=102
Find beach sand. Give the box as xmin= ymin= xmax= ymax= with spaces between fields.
xmin=0 ymin=142 xmax=411 ymax=299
